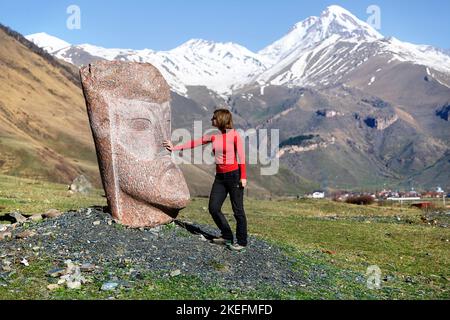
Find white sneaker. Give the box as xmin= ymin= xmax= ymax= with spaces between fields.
xmin=212 ymin=237 xmax=232 ymax=245
xmin=227 ymin=243 xmax=247 ymax=252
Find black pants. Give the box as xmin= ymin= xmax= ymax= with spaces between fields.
xmin=208 ymin=170 xmax=248 ymax=246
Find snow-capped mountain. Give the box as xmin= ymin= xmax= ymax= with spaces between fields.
xmin=26 ymin=5 xmax=450 ymax=96
xmin=139 ymin=39 xmax=268 ymax=96
xmin=26 ymin=35 xmax=268 ymax=97
xmin=253 ymin=5 xmax=450 ymax=88
xmin=259 ymin=5 xmax=383 ymax=65
xmin=26 ymin=32 xmax=70 ymax=53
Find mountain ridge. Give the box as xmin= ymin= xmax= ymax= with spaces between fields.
xmin=26 ymin=5 xmax=450 ymax=97
xmin=10 ymin=4 xmax=450 ymax=191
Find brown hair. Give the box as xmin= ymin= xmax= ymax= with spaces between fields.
xmin=213 ymin=109 xmax=234 ymax=131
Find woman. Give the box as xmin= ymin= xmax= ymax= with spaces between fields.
xmin=163 ymin=109 xmax=248 ymax=252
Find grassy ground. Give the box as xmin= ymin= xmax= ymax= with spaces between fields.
xmin=0 ymin=174 xmax=106 ymax=215
xmin=0 ymin=174 xmax=448 ymax=299
xmin=182 ymin=198 xmax=449 ymax=298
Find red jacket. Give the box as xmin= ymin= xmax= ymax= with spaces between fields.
xmin=173 ymin=129 xmax=247 ymax=180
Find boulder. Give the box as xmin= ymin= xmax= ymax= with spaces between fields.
xmin=43 ymin=209 xmax=63 ymax=219
xmin=8 ymin=212 xmax=27 ymax=223
xmin=28 ymin=214 xmax=43 ymax=222
xmin=69 ymin=175 xmax=93 ymax=194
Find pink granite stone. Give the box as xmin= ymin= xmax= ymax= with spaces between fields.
xmin=80 ymin=61 xmax=190 ymax=228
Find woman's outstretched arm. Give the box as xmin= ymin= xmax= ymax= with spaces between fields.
xmin=163 ymin=135 xmax=213 ymax=152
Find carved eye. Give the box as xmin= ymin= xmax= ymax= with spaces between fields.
xmin=129 ymin=118 xmax=152 ymax=131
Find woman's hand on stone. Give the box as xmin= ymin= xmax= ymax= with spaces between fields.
xmin=163 ymin=140 xmax=174 ymax=152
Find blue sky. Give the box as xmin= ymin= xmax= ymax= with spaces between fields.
xmin=0 ymin=0 xmax=449 ymax=51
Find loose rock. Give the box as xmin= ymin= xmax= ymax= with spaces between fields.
xmin=43 ymin=209 xmax=62 ymax=219
xmin=80 ymin=263 xmax=95 ymax=272
xmin=2 ymin=260 xmax=12 ymax=272
xmin=170 ymin=269 xmax=181 ymax=277
xmin=0 ymin=232 xmax=12 ymax=241
xmin=16 ymin=230 xmax=37 ymax=239
xmin=101 ymin=282 xmax=119 ymax=291
xmin=9 ymin=212 xmax=27 ymax=223
xmin=60 ymin=260 xmax=86 ymax=289
xmin=69 ymin=175 xmax=93 ymax=195
xmin=67 ymin=281 xmax=82 ymax=290
xmin=47 ymin=268 xmax=66 ymax=278
xmin=47 ymin=284 xmax=60 ymax=291
xmin=28 ymin=214 xmax=43 ymax=222
xmin=20 ymin=258 xmax=29 ymax=267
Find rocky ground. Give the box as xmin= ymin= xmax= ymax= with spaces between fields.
xmin=0 ymin=208 xmax=310 ymax=294
xmin=1 ymin=206 xmax=448 ymax=299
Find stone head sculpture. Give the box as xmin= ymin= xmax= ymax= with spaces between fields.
xmin=80 ymin=61 xmax=190 ymax=228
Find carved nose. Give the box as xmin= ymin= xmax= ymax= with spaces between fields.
xmin=160 ymin=166 xmax=190 ymax=208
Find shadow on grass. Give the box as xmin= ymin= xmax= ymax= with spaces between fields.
xmin=174 ymin=220 xmax=217 ymax=241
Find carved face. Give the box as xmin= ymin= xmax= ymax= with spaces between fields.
xmin=80 ymin=61 xmax=190 ymax=228
xmin=109 ymin=98 xmax=189 ymax=210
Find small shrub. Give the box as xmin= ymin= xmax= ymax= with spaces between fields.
xmin=345 ymin=195 xmax=374 ymax=206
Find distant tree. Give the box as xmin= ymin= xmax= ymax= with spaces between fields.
xmin=346 ymin=195 xmax=374 ymax=205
